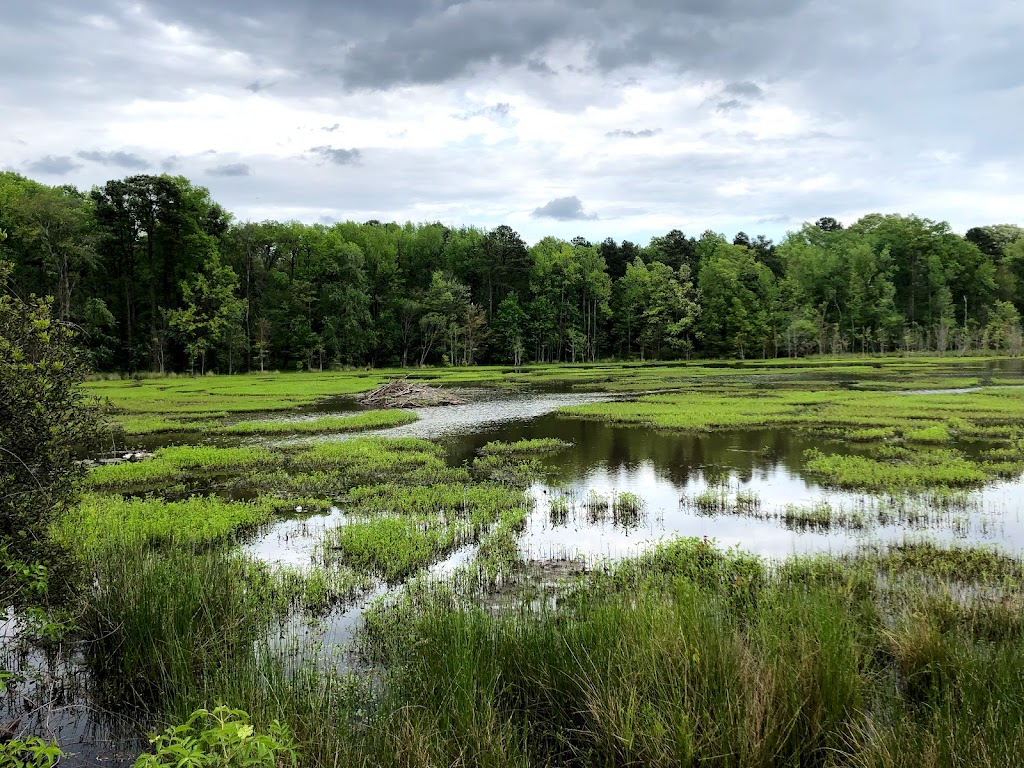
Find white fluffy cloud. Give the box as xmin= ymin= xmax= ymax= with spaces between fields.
xmin=2 ymin=0 xmax=1022 ymax=243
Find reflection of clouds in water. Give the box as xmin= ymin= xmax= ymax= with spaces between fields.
xmin=281 ymin=389 xmax=614 ymax=447
xmin=242 ymin=507 xmax=346 ymax=568
xmin=522 ymin=463 xmax=1024 ymax=562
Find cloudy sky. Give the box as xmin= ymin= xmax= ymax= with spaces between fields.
xmin=3 ymin=1 xmax=1022 ymax=244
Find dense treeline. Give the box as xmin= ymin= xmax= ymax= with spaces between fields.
xmin=2 ymin=171 xmax=1023 ymax=373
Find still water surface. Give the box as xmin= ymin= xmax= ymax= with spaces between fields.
xmin=265 ymin=387 xmax=1024 ymax=566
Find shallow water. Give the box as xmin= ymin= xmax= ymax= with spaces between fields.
xmin=286 ymin=388 xmax=615 ymax=444
xmin=440 ymin=411 xmax=1024 ymax=561
xmin=247 ymin=385 xmax=1024 ymax=567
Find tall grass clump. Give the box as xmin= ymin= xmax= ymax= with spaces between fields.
xmin=79 ymin=547 xmax=275 ymax=707
xmin=356 ymin=547 xmax=864 ymax=766
xmin=687 ymin=485 xmax=762 ymax=516
xmin=341 ymin=537 xmax=1024 ymax=767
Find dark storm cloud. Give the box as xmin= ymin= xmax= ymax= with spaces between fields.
xmin=532 ymin=196 xmax=597 ymax=221
xmin=77 ymin=150 xmax=149 ymax=169
xmin=208 ymin=163 xmax=252 ymax=177
xmin=310 ymin=146 xmax=362 ymax=165
xmin=606 ymin=129 xmax=661 ymax=139
xmin=245 ymin=80 xmax=274 ymax=93
xmin=337 ymin=2 xmax=578 ymax=89
xmin=26 ymin=155 xmax=81 ymax=175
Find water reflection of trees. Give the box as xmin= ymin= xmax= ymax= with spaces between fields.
xmin=453 ymin=415 xmax=842 ymax=489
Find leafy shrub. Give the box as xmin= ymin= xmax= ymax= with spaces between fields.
xmin=134 ymin=706 xmax=298 ymax=768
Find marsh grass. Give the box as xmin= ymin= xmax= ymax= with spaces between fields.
xmin=44 ymin=360 xmax=1024 ymax=765
xmin=472 ymin=440 xmax=571 ymax=486
xmin=479 ymin=438 xmax=571 ymax=455
xmin=340 ymin=537 xmax=1024 ymax=768
xmin=86 ymin=445 xmax=275 ymax=490
xmin=219 ymin=410 xmax=416 ymax=435
xmin=804 ymin=449 xmax=990 ymax=491
xmin=55 ymin=494 xmax=279 ymax=554
xmin=322 ymin=481 xmax=531 ymax=582
xmin=687 ymin=485 xmax=762 ymax=516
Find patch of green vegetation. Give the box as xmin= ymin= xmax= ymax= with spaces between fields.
xmin=687 ymin=486 xmax=762 ymax=516
xmin=77 ymin=544 xmax=369 ymax=712
xmin=472 ymin=452 xmax=546 ymax=485
xmin=85 ymin=372 xmax=386 ymax=416
xmin=479 ymin=438 xmax=571 ymax=455
xmin=471 ymin=440 xmax=572 ymax=485
xmin=111 ymin=415 xmax=219 ymax=436
xmin=856 ymin=541 xmax=1024 ymax=582
xmin=55 ymin=494 xmax=279 ymax=555
xmin=782 ymin=501 xmax=869 ymax=531
xmin=347 ymin=537 xmax=1024 ymax=767
xmin=348 ymin=483 xmax=526 ymax=524
xmin=219 ymin=409 xmax=417 ymax=435
xmin=293 ymin=437 xmax=449 ymax=479
xmin=324 ymin=515 xmax=465 ymax=583
xmin=804 ymin=449 xmax=989 ymax=491
xmin=86 ymin=446 xmax=275 ymax=490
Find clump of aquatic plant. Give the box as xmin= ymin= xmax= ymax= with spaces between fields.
xmin=460 ymin=506 xmax=530 ymax=591
xmin=348 ymin=482 xmax=527 ymax=526
xmin=292 ymin=437 xmax=459 ymax=488
xmin=323 ymin=515 xmax=469 ymax=583
xmin=55 ymin=494 xmax=279 ymax=556
xmin=479 ymin=438 xmax=571 ymax=455
xmin=688 ymin=486 xmax=762 ymax=516
xmin=613 ymin=491 xmax=643 ymax=514
xmin=781 ymin=501 xmax=869 ymax=531
xmin=472 ymin=452 xmax=546 ymax=485
xmin=584 ymin=489 xmax=610 ymax=514
xmin=548 ymin=496 xmax=570 ymax=525
xmin=87 ymin=445 xmax=275 ymax=491
xmin=804 ymin=448 xmax=989 ymax=491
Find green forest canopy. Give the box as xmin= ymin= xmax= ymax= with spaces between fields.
xmin=2 ymin=171 xmax=1023 ymax=373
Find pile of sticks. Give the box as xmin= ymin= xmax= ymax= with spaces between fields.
xmin=357 ymin=379 xmax=468 ymax=408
